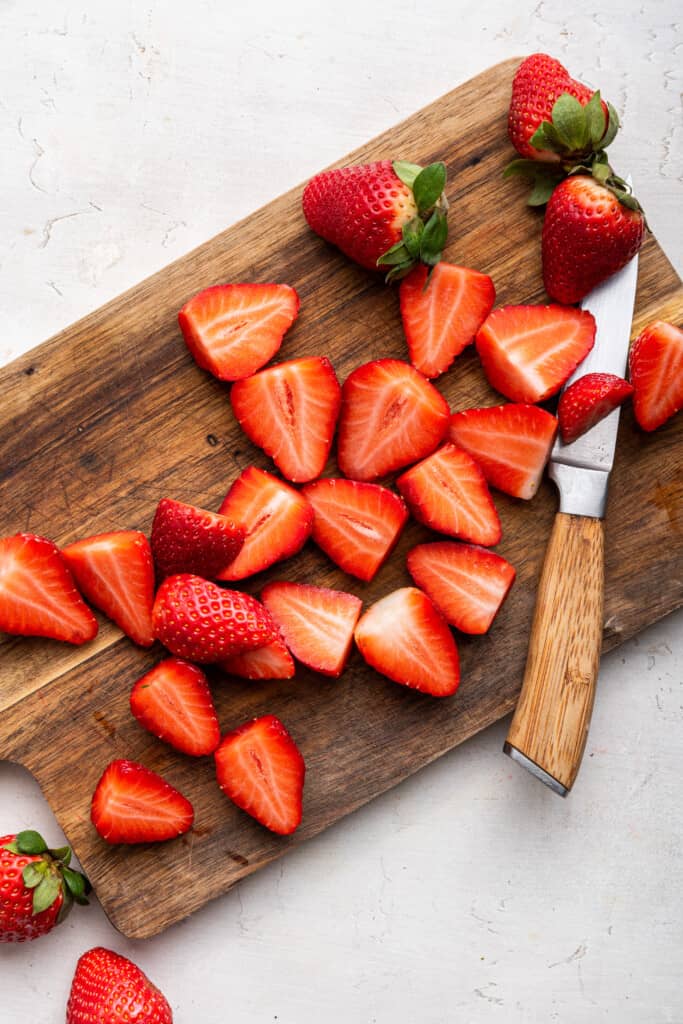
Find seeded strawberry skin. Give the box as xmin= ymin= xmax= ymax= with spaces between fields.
xmin=558 ymin=372 xmax=634 ymax=443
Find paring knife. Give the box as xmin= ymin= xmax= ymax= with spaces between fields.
xmin=504 ymin=252 xmax=640 ymax=796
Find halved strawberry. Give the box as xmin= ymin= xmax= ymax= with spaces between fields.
xmin=230 ymin=356 xmax=341 ymax=483
xmin=0 ymin=533 xmax=97 ymax=644
xmin=407 ymin=541 xmax=516 ymax=634
xmin=219 ymin=635 xmax=295 ymax=680
xmin=217 ymin=466 xmax=313 ymax=580
xmin=178 ymin=283 xmax=299 ymax=381
xmin=629 ymin=320 xmax=683 ymax=432
xmin=129 ymin=657 xmax=221 ymax=756
xmin=354 ymin=587 xmax=459 ymax=697
xmin=150 ymin=498 xmax=244 ymax=580
xmin=399 ymin=262 xmax=496 ymax=378
xmin=62 ymin=531 xmax=154 ymax=646
xmin=476 ymin=305 xmax=596 ymax=403
xmin=396 ymin=444 xmax=501 ymax=546
xmin=91 ymin=759 xmax=194 ymax=844
xmin=336 ymin=359 xmax=450 ymax=481
xmin=557 ymin=372 xmax=634 ymax=443
xmin=301 ymin=478 xmax=408 ymax=582
xmin=261 ymin=581 xmax=362 ymax=678
xmin=448 ymin=403 xmax=558 ymax=500
xmin=214 ymin=714 xmax=305 ymax=835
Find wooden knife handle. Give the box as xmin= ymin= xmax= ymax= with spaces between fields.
xmin=505 ymin=512 xmax=604 ymax=795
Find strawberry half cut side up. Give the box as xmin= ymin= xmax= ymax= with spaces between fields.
xmin=214 ymin=714 xmax=305 ymax=835
xmin=150 ymin=498 xmax=245 ymax=580
xmin=219 ymin=635 xmax=296 ymax=680
xmin=557 ymin=373 xmax=633 ymax=444
xmin=91 ymin=759 xmax=194 ymax=844
xmin=629 ymin=320 xmax=683 ymax=432
xmin=66 ymin=946 xmax=173 ymax=1024
xmin=130 ymin=657 xmax=221 ymax=756
xmin=178 ymin=283 xmax=299 ymax=381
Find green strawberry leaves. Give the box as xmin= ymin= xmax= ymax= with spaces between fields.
xmin=5 ymin=830 xmax=92 ymax=919
xmin=379 ymin=161 xmax=450 ymax=281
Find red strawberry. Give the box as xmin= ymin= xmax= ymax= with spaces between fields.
xmin=476 ymin=304 xmax=596 ymax=403
xmin=219 ymin=635 xmax=295 ymax=680
xmin=62 ymin=531 xmax=154 ymax=646
xmin=231 ymin=356 xmax=342 ymax=483
xmin=91 ymin=759 xmax=194 ymax=844
xmin=217 ymin=466 xmax=313 ymax=580
xmin=301 ymin=478 xmax=408 ymax=582
xmin=629 ymin=320 xmax=683 ymax=431
xmin=261 ymin=581 xmax=362 ymax=678
xmin=0 ymin=533 xmax=97 ymax=644
xmin=399 ymin=262 xmax=495 ymax=378
xmin=557 ymin=372 xmax=633 ymax=443
xmin=130 ymin=657 xmax=220 ymax=756
xmin=542 ymin=175 xmax=645 ymax=304
xmin=407 ymin=542 xmax=516 ymax=635
xmin=337 ymin=359 xmax=450 ymax=481
xmin=302 ymin=159 xmax=449 ymax=279
xmin=150 ymin=498 xmax=244 ymax=580
xmin=66 ymin=946 xmax=173 ymax=1024
xmin=448 ymin=403 xmax=558 ymax=500
xmin=354 ymin=587 xmax=460 ymax=697
xmin=178 ymin=283 xmax=299 ymax=381
xmin=152 ymin=574 xmax=277 ymax=662
xmin=397 ymin=444 xmax=501 ymax=546
xmin=1 ymin=831 xmax=88 ymax=943
xmin=214 ymin=714 xmax=305 ymax=835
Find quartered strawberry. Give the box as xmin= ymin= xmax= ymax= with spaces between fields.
xmin=354 ymin=587 xmax=460 ymax=697
xmin=152 ymin=574 xmax=277 ymax=662
xmin=231 ymin=356 xmax=342 ymax=483
xmin=62 ymin=531 xmax=154 ymax=646
xmin=150 ymin=497 xmax=244 ymax=580
xmin=214 ymin=714 xmax=305 ymax=835
xmin=397 ymin=444 xmax=501 ymax=546
xmin=130 ymin=657 xmax=220 ymax=756
xmin=448 ymin=403 xmax=558 ymax=500
xmin=336 ymin=359 xmax=450 ymax=481
xmin=399 ymin=262 xmax=495 ymax=378
xmin=219 ymin=635 xmax=295 ymax=680
xmin=558 ymin=372 xmax=633 ymax=443
xmin=67 ymin=947 xmax=173 ymax=1024
xmin=301 ymin=478 xmax=408 ymax=582
xmin=217 ymin=466 xmax=313 ymax=580
xmin=91 ymin=759 xmax=194 ymax=844
xmin=0 ymin=533 xmax=97 ymax=644
xmin=407 ymin=541 xmax=516 ymax=635
xmin=476 ymin=304 xmax=596 ymax=403
xmin=261 ymin=581 xmax=362 ymax=678
xmin=178 ymin=283 xmax=299 ymax=381
xmin=629 ymin=320 xmax=683 ymax=432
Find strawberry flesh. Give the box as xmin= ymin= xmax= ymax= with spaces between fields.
xmin=150 ymin=497 xmax=244 ymax=580
xmin=90 ymin=759 xmax=194 ymax=844
xmin=219 ymin=635 xmax=295 ymax=680
xmin=629 ymin=320 xmax=683 ymax=432
xmin=558 ymin=372 xmax=633 ymax=443
xmin=130 ymin=657 xmax=221 ymax=756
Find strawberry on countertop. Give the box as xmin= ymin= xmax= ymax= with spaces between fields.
xmin=629 ymin=320 xmax=683 ymax=432
xmin=130 ymin=657 xmax=221 ymax=756
xmin=557 ymin=372 xmax=633 ymax=444
xmin=150 ymin=497 xmax=244 ymax=580
xmin=66 ymin=946 xmax=173 ymax=1024
xmin=91 ymin=759 xmax=194 ymax=845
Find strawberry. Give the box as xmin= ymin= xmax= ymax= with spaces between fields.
xmin=557 ymin=372 xmax=634 ymax=443
xmin=130 ymin=657 xmax=221 ymax=756
xmin=91 ymin=759 xmax=194 ymax=844
xmin=407 ymin=542 xmax=516 ymax=635
xmin=62 ymin=531 xmax=154 ymax=646
xmin=231 ymin=356 xmax=342 ymax=483
xmin=150 ymin=497 xmax=244 ymax=580
xmin=214 ymin=714 xmax=305 ymax=835
xmin=354 ymin=587 xmax=460 ymax=697
xmin=66 ymin=946 xmax=173 ymax=1024
xmin=0 ymin=533 xmax=97 ymax=644
xmin=301 ymin=478 xmax=408 ymax=582
xmin=152 ymin=574 xmax=277 ymax=662
xmin=396 ymin=444 xmax=501 ymax=546
xmin=399 ymin=262 xmax=495 ymax=378
xmin=448 ymin=403 xmax=558 ymax=500
xmin=302 ymin=159 xmax=449 ymax=280
xmin=336 ymin=359 xmax=450 ymax=481
xmin=476 ymin=304 xmax=596 ymax=404
xmin=0 ymin=831 xmax=89 ymax=943
xmin=219 ymin=635 xmax=295 ymax=680
xmin=261 ymin=581 xmax=362 ymax=678
xmin=542 ymin=174 xmax=645 ymax=304
xmin=217 ymin=466 xmax=313 ymax=580
xmin=629 ymin=320 xmax=683 ymax=431
xmin=178 ymin=282 xmax=299 ymax=381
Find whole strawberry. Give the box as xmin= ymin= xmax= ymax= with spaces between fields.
xmin=0 ymin=830 xmax=89 ymax=942
xmin=67 ymin=946 xmax=173 ymax=1024
xmin=302 ymin=159 xmax=449 ymax=280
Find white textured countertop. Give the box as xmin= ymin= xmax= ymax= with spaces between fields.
xmin=1 ymin=3 xmax=681 ymax=1021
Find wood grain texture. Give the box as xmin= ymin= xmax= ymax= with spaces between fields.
xmin=0 ymin=58 xmax=681 ymax=939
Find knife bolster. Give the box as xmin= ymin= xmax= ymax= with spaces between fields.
xmin=548 ymin=463 xmax=609 ymax=518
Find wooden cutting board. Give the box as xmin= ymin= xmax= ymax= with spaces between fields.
xmin=1 ymin=58 xmax=681 ymax=940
